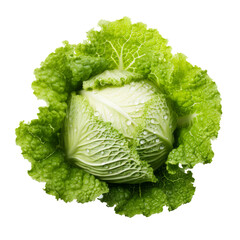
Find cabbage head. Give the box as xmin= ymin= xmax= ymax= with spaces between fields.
xmin=16 ymin=17 xmax=221 ymax=217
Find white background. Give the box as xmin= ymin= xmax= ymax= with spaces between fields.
xmin=1 ymin=0 xmax=240 ymax=239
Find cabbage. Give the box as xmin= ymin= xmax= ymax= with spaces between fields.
xmin=16 ymin=17 xmax=221 ymax=217
xmin=64 ymin=70 xmax=176 ymax=183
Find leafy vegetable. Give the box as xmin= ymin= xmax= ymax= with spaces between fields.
xmin=16 ymin=17 xmax=221 ymax=217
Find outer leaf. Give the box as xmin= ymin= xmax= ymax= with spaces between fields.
xmin=151 ymin=54 xmax=222 ymax=172
xmin=101 ymin=165 xmax=195 ymax=217
xmin=16 ymin=42 xmax=109 ymax=202
xmin=78 ymin=17 xmax=172 ymax=77
xmin=32 ymin=41 xmax=109 ymax=105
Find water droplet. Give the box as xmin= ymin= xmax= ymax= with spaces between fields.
xmin=140 ymin=100 xmax=145 ymax=104
xmin=159 ymin=145 xmax=164 ymax=150
xmin=86 ymin=149 xmax=90 ymax=153
xmin=126 ymin=120 xmax=132 ymax=126
xmin=151 ymin=119 xmax=155 ymax=124
xmin=121 ymin=142 xmax=124 ymax=146
xmin=110 ymin=113 xmax=113 ymax=117
xmin=109 ymin=171 xmax=112 ymax=174
xmin=153 ymin=131 xmax=156 ymax=134
xmin=163 ymin=115 xmax=168 ymax=120
xmin=94 ymin=112 xmax=99 ymax=117
xmin=105 ymin=165 xmax=109 ymax=169
xmin=156 ymin=139 xmax=160 ymax=143
xmin=169 ymin=124 xmax=172 ymax=129
xmin=136 ymin=108 xmax=139 ymax=112
xmin=143 ymin=131 xmax=147 ymax=135
xmin=87 ymin=137 xmax=90 ymax=140
xmin=101 ymin=151 xmax=104 ymax=155
xmin=140 ymin=140 xmax=145 ymax=144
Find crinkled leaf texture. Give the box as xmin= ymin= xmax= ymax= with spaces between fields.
xmin=101 ymin=166 xmax=195 ymax=217
xmin=16 ymin=42 xmax=110 ymax=202
xmin=16 ymin=17 xmax=221 ymax=217
xmin=150 ymin=53 xmax=222 ymax=172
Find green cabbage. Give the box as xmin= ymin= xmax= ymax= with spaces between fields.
xmin=15 ymin=17 xmax=221 ymax=217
